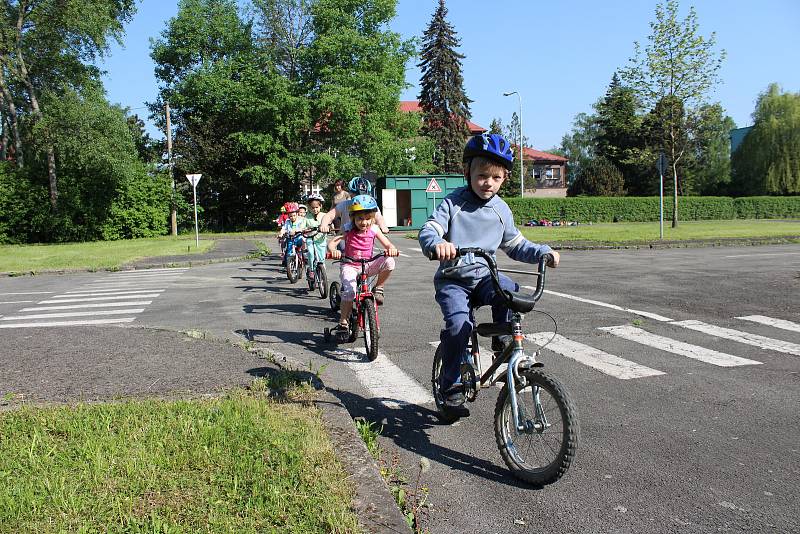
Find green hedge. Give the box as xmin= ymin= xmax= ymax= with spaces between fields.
xmin=504 ymin=196 xmax=800 ymax=223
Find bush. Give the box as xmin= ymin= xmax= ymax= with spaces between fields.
xmin=504 ymin=196 xmax=798 ymax=223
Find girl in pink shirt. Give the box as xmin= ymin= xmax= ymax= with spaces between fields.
xmin=328 ymin=195 xmax=398 ymax=338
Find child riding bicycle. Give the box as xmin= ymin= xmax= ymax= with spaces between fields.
xmin=327 ymin=194 xmax=399 ymax=341
xmin=278 ymin=202 xmax=307 ymax=264
xmin=418 ymin=133 xmax=560 ymax=417
xmin=304 ymin=194 xmax=328 ymax=281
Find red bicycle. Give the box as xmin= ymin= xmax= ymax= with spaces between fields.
xmin=324 ymin=251 xmax=390 ymax=361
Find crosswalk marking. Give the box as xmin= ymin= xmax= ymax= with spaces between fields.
xmin=736 ymin=315 xmax=800 ymax=334
xmin=57 ymin=290 xmax=164 ymax=298
xmin=673 ymin=320 xmax=800 ymax=356
xmin=39 ymin=294 xmax=161 ymax=304
xmin=599 ymin=325 xmax=762 ymax=367
xmin=0 ymin=291 xmax=53 ymax=296
xmin=526 ymin=332 xmax=665 ymax=379
xmin=0 ymin=317 xmax=136 ymax=328
xmin=1 ymin=309 xmax=144 ymax=321
xmin=21 ymin=301 xmax=153 ymax=312
xmin=64 ymin=288 xmax=165 ymax=294
xmin=335 ymin=347 xmax=434 ymax=408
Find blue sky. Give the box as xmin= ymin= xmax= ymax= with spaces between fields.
xmin=100 ymin=0 xmax=800 ymax=151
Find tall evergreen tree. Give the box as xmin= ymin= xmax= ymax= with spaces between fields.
xmin=595 ymin=73 xmax=644 ymax=191
xmin=417 ymin=0 xmax=470 ymax=173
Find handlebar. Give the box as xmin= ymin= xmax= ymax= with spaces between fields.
xmin=427 ymin=247 xmax=553 ymax=310
xmin=326 ymin=251 xmax=395 ymax=263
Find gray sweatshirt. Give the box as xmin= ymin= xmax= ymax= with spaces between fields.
xmin=418 ymin=186 xmax=552 ymax=288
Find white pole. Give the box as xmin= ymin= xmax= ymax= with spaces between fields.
xmin=192 ymin=182 xmax=199 ymax=247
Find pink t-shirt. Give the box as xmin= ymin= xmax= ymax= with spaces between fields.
xmin=344 ymin=226 xmax=376 ymax=263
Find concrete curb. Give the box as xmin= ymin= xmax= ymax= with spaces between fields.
xmin=274 ymin=351 xmax=412 ymax=534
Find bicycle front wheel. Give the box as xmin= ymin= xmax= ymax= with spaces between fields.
xmin=329 ymin=282 xmax=340 ymax=312
xmin=317 ymin=264 xmax=328 ymax=299
xmin=286 ymin=254 xmax=299 ymax=283
xmin=363 ymin=299 xmax=379 ymax=361
xmin=494 ymin=370 xmax=578 ymax=486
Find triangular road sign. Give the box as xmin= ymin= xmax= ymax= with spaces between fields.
xmin=425 ymin=177 xmax=443 ymax=193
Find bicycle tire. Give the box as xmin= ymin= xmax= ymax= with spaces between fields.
xmin=329 ymin=282 xmax=341 ymax=312
xmin=494 ymin=369 xmax=578 ymax=486
xmin=317 ymin=264 xmax=328 ymax=299
xmin=286 ymin=254 xmax=299 ymax=283
xmin=306 ymin=265 xmax=315 ymax=290
xmin=348 ymin=307 xmax=359 ymax=343
xmin=363 ymin=299 xmax=379 ymax=361
xmin=431 ymin=344 xmax=460 ymax=424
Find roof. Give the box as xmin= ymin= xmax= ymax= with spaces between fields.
xmin=399 ymin=100 xmax=486 ymax=134
xmin=515 ymin=145 xmax=568 ymax=163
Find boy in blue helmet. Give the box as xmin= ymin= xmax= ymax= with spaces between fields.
xmin=418 ymin=133 xmax=560 ymax=418
xmin=319 ymin=177 xmax=389 ymax=234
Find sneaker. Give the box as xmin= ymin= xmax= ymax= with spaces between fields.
xmin=372 ymin=286 xmax=385 ymax=305
xmin=333 ymin=323 xmax=350 ymax=342
xmin=442 ymin=384 xmax=466 ymax=407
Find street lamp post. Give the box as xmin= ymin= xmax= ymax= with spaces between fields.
xmin=503 ymin=91 xmax=524 ymax=198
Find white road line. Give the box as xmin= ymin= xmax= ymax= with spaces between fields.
xmin=526 ymin=332 xmax=665 ymax=380
xmin=38 ymin=294 xmax=161 ymax=304
xmin=1 ymin=309 xmax=145 ymax=321
xmin=736 ymin=315 xmax=800 ymax=334
xmin=398 ymin=252 xmax=411 ymax=258
xmin=0 ymin=317 xmax=135 ymax=328
xmin=410 ymin=247 xmax=422 ymax=252
xmin=91 ymin=276 xmax=181 ymax=282
xmin=64 ymin=287 xmax=166 ymax=297
xmin=0 ymin=300 xmax=35 ymax=304
xmin=56 ymin=290 xmax=164 ymax=298
xmin=116 ymin=268 xmax=188 ymax=273
xmin=724 ymin=252 xmax=800 ymax=258
xmin=334 ymin=347 xmax=434 ymax=408
xmin=81 ymin=283 xmax=172 ymax=289
xmin=673 ymin=320 xmax=800 ymax=356
xmin=0 ymin=291 xmax=54 ymax=296
xmin=530 ymin=287 xmax=674 ymax=322
xmin=599 ymin=325 xmax=762 ymax=367
xmin=21 ymin=301 xmax=152 ymax=311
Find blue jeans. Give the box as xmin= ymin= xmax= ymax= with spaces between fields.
xmin=435 ymin=273 xmax=518 ymax=391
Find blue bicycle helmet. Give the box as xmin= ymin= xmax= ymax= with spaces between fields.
xmin=349 ymin=194 xmax=378 ymax=213
xmin=462 ymin=133 xmax=515 ymax=171
xmin=348 ymin=176 xmax=373 ymax=196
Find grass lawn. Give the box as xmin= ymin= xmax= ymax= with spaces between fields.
xmin=0 ymin=236 xmax=216 ymax=273
xmin=0 ymin=387 xmax=361 ymax=533
xmin=519 ymin=219 xmax=800 ymax=246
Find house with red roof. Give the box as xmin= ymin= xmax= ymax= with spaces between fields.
xmin=399 ymin=100 xmax=487 ymax=135
xmin=516 ymin=146 xmax=568 ymax=197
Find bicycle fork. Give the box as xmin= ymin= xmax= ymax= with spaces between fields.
xmin=505 ymin=320 xmax=549 ymax=433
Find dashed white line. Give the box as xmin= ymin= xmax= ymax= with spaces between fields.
xmin=57 ymin=290 xmax=165 ymax=298
xmin=673 ymin=320 xmax=800 ymax=356
xmin=115 ymin=267 xmax=188 ymax=273
xmin=532 ymin=288 xmax=674 ymax=322
xmin=527 ymin=332 xmax=665 ymax=380
xmin=0 ymin=291 xmax=54 ymax=296
xmin=0 ymin=317 xmax=136 ymax=328
xmin=1 ymin=309 xmax=144 ymax=321
xmin=599 ymin=325 xmax=762 ymax=367
xmin=736 ymin=315 xmax=800 ymax=334
xmin=0 ymin=300 xmax=35 ymax=304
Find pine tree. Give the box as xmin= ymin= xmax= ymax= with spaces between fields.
xmin=417 ymin=0 xmax=471 ymax=173
xmin=595 ymin=73 xmax=643 ymax=191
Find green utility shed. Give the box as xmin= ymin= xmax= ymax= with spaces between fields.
xmin=377 ymin=174 xmax=465 ymax=230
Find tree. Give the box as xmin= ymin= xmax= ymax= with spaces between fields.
xmin=595 ymin=73 xmax=644 ymax=191
xmin=620 ymin=0 xmax=724 ymax=226
xmin=488 ymin=117 xmax=503 ymax=135
xmin=559 ymin=111 xmax=600 ymax=186
xmin=251 ymin=0 xmax=314 ymax=81
xmin=567 ymin=157 xmax=625 ymax=197
xmin=417 ymin=0 xmax=470 ymax=173
xmin=0 ymin=0 xmax=137 ymax=211
xmin=686 ymin=103 xmax=735 ymax=195
xmin=731 ymin=84 xmax=800 ymax=196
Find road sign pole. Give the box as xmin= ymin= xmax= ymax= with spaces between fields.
xmin=659 ymin=171 xmax=664 ymax=240
xmin=192 ymin=183 xmax=199 ymax=248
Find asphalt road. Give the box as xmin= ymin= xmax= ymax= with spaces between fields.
xmin=1 ymin=241 xmax=798 ymax=533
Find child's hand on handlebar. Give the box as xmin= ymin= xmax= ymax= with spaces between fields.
xmin=546 ymin=250 xmax=560 ymax=268
xmin=434 ymin=241 xmax=458 ymax=262
xmin=385 ymin=247 xmax=399 ymax=257
xmin=330 ymin=249 xmax=342 ymax=260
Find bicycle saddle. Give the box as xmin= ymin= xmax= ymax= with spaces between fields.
xmin=503 ymin=290 xmax=537 ymax=313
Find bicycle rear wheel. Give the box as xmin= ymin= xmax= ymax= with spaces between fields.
xmin=363 ymin=299 xmax=379 ymax=361
xmin=329 ymin=282 xmax=340 ymax=312
xmin=316 ymin=264 xmax=328 ymax=299
xmin=494 ymin=370 xmax=578 ymax=486
xmin=431 ymin=344 xmax=464 ymax=423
